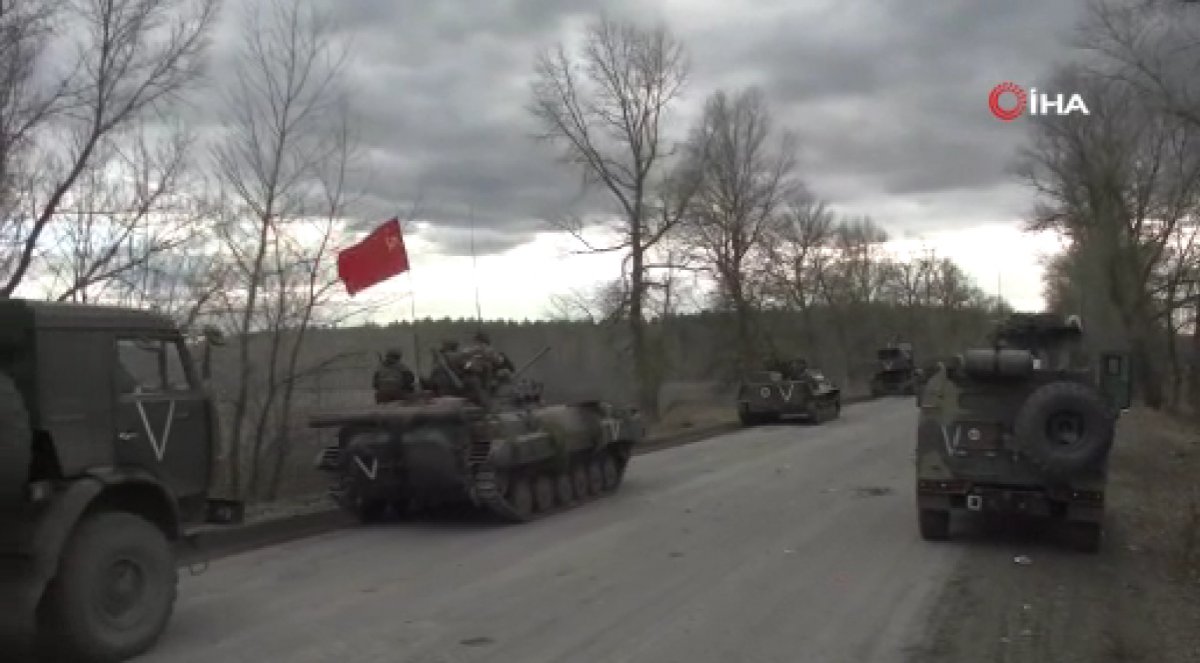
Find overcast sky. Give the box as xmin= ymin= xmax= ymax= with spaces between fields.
xmin=211 ymin=0 xmax=1093 ymax=321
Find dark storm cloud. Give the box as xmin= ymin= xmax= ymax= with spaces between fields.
xmin=682 ymin=0 xmax=1089 ymax=206
xmin=205 ymin=0 xmax=1094 ymax=253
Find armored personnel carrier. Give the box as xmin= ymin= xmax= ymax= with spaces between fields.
xmin=736 ymin=358 xmax=841 ymax=426
xmin=312 ymin=346 xmax=643 ymax=522
xmin=0 ymin=299 xmax=243 ymax=662
xmin=870 ymin=342 xmax=917 ymax=396
xmin=916 ymin=313 xmax=1131 ymax=552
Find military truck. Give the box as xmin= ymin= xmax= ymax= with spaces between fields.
xmin=915 ymin=313 xmax=1131 ymax=552
xmin=0 ymin=299 xmax=243 ymax=662
xmin=869 ymin=342 xmax=917 ymax=396
xmin=736 ymin=359 xmax=842 ymax=426
xmin=312 ymin=346 xmax=643 ymax=523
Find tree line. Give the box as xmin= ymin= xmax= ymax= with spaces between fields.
xmin=529 ymin=15 xmax=1006 ymax=416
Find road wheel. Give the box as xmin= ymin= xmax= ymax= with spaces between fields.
xmin=1013 ymin=382 xmax=1114 ymax=478
xmin=354 ymin=497 xmax=388 ymax=523
xmin=37 ymin=511 xmax=177 ymax=663
xmin=918 ymin=508 xmax=951 ymax=541
xmin=1065 ymin=520 xmax=1102 ymax=553
xmin=534 ymin=475 xmax=557 ymax=512
xmin=506 ymin=475 xmax=535 ymax=519
xmin=738 ymin=407 xmax=757 ymax=426
xmin=600 ymin=454 xmax=619 ymax=491
xmin=588 ymin=458 xmax=605 ymax=495
xmin=555 ymin=473 xmax=575 ymax=505
xmin=0 ymin=373 xmax=32 ymax=507
xmin=572 ymin=463 xmax=591 ymax=498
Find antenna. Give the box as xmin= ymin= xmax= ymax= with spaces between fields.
xmin=469 ymin=207 xmax=482 ymax=326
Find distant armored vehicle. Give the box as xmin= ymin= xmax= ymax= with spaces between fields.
xmin=0 ymin=299 xmax=243 ymax=662
xmin=916 ymin=312 xmax=1131 ymax=552
xmin=736 ymin=359 xmax=841 ymax=426
xmin=870 ymin=342 xmax=917 ymax=396
xmin=312 ymin=346 xmax=643 ymax=522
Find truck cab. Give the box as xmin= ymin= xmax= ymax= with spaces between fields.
xmin=0 ymin=299 xmax=242 ymax=662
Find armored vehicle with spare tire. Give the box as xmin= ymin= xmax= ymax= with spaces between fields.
xmin=915 ymin=312 xmax=1131 ymax=552
xmin=312 ymin=346 xmax=644 ymax=523
xmin=0 ymin=299 xmax=243 ymax=662
xmin=736 ymin=359 xmax=841 ymax=426
xmin=870 ymin=342 xmax=918 ymax=397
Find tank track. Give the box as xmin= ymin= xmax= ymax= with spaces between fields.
xmin=468 ymin=435 xmax=631 ymax=523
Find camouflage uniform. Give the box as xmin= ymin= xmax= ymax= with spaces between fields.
xmin=373 ymin=349 xmax=415 ymax=403
xmin=427 ymin=340 xmax=464 ymax=397
xmin=461 ymin=332 xmax=515 ymax=405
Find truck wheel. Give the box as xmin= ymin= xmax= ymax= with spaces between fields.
xmin=354 ymin=497 xmax=388 ymax=523
xmin=1013 ymin=382 xmax=1114 ymax=477
xmin=37 ymin=511 xmax=177 ymax=663
xmin=1065 ymin=520 xmax=1102 ymax=553
xmin=0 ymin=373 xmax=32 ymax=507
xmin=918 ymin=509 xmax=951 ymax=541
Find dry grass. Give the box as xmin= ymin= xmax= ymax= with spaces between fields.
xmin=1113 ymin=409 xmax=1200 ymax=584
xmin=648 ymin=401 xmax=738 ymax=439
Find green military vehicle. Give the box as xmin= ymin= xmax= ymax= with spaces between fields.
xmin=869 ymin=342 xmax=918 ymax=396
xmin=312 ymin=346 xmax=644 ymax=523
xmin=0 ymin=299 xmax=243 ymax=662
xmin=736 ymin=359 xmax=842 ymax=426
xmin=915 ymin=312 xmax=1131 ymax=552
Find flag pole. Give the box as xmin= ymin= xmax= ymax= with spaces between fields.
xmin=469 ymin=206 xmax=483 ymax=327
xmin=402 ymin=215 xmax=422 ymax=389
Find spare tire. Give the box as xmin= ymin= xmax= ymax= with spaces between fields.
xmin=0 ymin=372 xmax=32 ymax=506
xmin=963 ymin=348 xmax=1034 ymax=379
xmin=1013 ymin=381 xmax=1114 ymax=478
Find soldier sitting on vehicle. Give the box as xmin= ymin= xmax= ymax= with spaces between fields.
xmin=372 ymin=348 xmax=416 ymax=403
xmin=460 ymin=332 xmax=517 ymax=405
xmin=426 ymin=340 xmax=465 ymax=397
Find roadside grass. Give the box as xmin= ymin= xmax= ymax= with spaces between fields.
xmin=648 ymin=402 xmax=738 ymax=439
xmin=1103 ymin=407 xmax=1200 ymax=661
xmin=1114 ymin=409 xmax=1200 ymax=584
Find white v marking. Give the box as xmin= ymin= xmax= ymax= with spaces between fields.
xmin=779 ymin=384 xmax=795 ymax=401
xmin=135 ymin=400 xmax=176 ymax=462
xmin=354 ymin=455 xmax=379 ymax=480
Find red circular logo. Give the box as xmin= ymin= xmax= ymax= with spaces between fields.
xmin=988 ymin=82 xmax=1027 ymax=121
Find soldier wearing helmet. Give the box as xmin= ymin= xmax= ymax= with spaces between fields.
xmin=462 ymin=331 xmax=515 ymax=404
xmin=373 ymin=347 xmax=415 ymax=403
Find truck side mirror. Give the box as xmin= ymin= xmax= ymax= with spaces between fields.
xmin=1099 ymin=352 xmax=1132 ymax=410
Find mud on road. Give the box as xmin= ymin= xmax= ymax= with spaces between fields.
xmin=910 ymin=409 xmax=1200 ymax=663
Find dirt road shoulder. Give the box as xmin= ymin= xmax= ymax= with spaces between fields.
xmin=909 ymin=408 xmax=1200 ymax=663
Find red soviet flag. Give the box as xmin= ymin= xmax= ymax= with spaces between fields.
xmin=337 ymin=217 xmax=410 ymax=296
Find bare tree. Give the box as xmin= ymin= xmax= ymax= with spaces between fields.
xmin=40 ymin=121 xmax=203 ymax=302
xmin=1018 ymin=66 xmax=1200 ymax=408
xmin=1078 ymin=0 xmax=1200 ymax=129
xmin=1 ymin=0 xmax=219 ymax=297
xmin=529 ymin=14 xmax=689 ymax=417
xmin=212 ymin=0 xmax=352 ymax=497
xmin=679 ymin=87 xmax=799 ymax=370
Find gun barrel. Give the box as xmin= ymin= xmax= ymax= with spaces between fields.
xmin=433 ymin=349 xmax=465 ymax=389
xmin=513 ymin=346 xmax=551 ymax=379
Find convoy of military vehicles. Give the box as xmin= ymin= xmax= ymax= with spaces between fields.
xmin=0 ymin=295 xmax=1135 ymax=661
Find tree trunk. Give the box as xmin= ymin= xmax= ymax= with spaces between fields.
xmin=629 ymin=229 xmax=656 ymax=419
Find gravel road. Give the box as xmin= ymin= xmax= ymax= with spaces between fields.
xmin=140 ymin=398 xmax=956 ymax=663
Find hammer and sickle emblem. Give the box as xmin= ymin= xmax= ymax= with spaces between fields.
xmin=385 ymin=235 xmax=399 ymax=252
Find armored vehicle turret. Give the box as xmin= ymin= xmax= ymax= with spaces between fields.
xmin=312 ymin=346 xmax=643 ymax=522
xmin=915 ymin=312 xmax=1131 ymax=552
